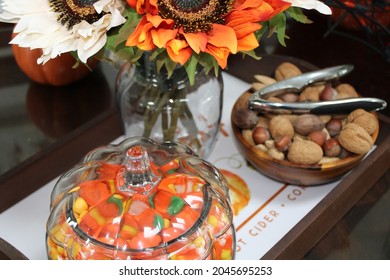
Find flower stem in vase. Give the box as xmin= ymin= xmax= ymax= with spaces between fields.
xmin=142 ymin=87 xmax=170 ymax=139
xmin=180 ymin=101 xmax=201 ymax=151
xmin=161 ymin=106 xmax=169 ymax=140
xmin=166 ymin=87 xmax=187 ymax=142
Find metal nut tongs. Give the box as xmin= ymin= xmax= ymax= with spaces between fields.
xmin=248 ymin=64 xmax=387 ymax=114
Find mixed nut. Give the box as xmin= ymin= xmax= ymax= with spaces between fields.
xmin=232 ymin=62 xmax=378 ymax=165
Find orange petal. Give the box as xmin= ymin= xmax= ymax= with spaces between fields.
xmin=230 ymin=1 xmax=276 ymax=22
xmin=166 ymin=39 xmax=192 ymax=65
xmin=237 ymin=33 xmax=259 ymax=51
xmin=207 ymin=24 xmax=237 ymax=54
xmin=126 ymin=17 xmax=155 ymax=50
xmin=234 ymin=0 xmax=265 ymax=10
xmin=205 ymin=45 xmax=230 ymax=69
xmin=146 ymin=14 xmax=174 ymax=28
xmin=130 ymin=0 xmax=159 ymax=14
xmin=230 ymin=22 xmax=261 ymax=39
xmin=226 ymin=9 xmax=272 ymax=25
xmin=182 ymin=31 xmax=208 ymax=53
xmin=263 ymin=0 xmax=291 ymax=20
xmin=151 ymin=28 xmax=178 ymax=48
xmin=126 ymin=0 xmax=137 ymax=9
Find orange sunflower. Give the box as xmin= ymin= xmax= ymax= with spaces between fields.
xmin=125 ymin=0 xmax=291 ymax=69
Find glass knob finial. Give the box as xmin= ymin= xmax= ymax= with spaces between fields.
xmin=116 ymin=145 xmax=161 ymax=195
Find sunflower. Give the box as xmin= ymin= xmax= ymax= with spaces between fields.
xmin=0 ymin=0 xmax=126 ymax=64
xmin=125 ymin=0 xmax=293 ymax=69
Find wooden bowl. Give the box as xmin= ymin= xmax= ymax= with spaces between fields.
xmin=231 ymin=93 xmax=380 ymax=186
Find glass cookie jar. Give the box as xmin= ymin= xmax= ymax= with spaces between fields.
xmin=46 ymin=137 xmax=235 ymax=260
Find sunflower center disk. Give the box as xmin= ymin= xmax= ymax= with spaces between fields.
xmin=49 ymin=0 xmax=103 ymax=28
xmin=158 ymin=0 xmax=234 ymax=32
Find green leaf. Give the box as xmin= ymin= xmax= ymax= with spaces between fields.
xmin=240 ymin=50 xmax=261 ymax=60
xmin=164 ymin=58 xmax=178 ymax=79
xmin=199 ymin=53 xmax=219 ymax=77
xmin=269 ymin=13 xmax=287 ymax=47
xmin=255 ymin=25 xmax=268 ymax=42
xmin=105 ymin=8 xmax=142 ymax=61
xmin=167 ymin=196 xmax=186 ymax=216
xmin=286 ymin=7 xmax=313 ymax=24
xmin=184 ymin=55 xmax=199 ymax=86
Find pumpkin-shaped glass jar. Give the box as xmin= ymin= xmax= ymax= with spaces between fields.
xmin=46 ymin=137 xmax=235 ymax=260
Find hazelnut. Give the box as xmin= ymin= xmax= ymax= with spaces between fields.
xmin=287 ymin=140 xmax=323 ymax=164
xmin=339 ymin=147 xmax=352 ymax=159
xmin=320 ymin=84 xmax=338 ymax=101
xmin=323 ymin=138 xmax=341 ymax=157
xmin=252 ymin=126 xmax=271 ymax=144
xmin=338 ymin=123 xmax=373 ymax=154
xmin=275 ymin=62 xmax=302 ymax=81
xmin=308 ymin=130 xmax=326 ymax=147
xmin=294 ymin=114 xmax=325 ymax=135
xmin=326 ymin=118 xmax=342 ymax=137
xmin=275 ymin=135 xmax=291 ymax=152
xmin=232 ymin=108 xmax=258 ymax=129
xmin=347 ymin=109 xmax=378 ymax=135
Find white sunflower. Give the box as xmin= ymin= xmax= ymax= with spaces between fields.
xmin=0 ymin=0 xmax=126 ymax=64
xmin=284 ymin=0 xmax=332 ymax=15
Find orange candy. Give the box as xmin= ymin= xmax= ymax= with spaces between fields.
xmin=96 ymin=163 xmax=122 ymax=180
xmin=98 ymin=223 xmax=120 ymax=240
xmin=78 ymin=180 xmax=111 ymax=206
xmin=161 ymin=227 xmax=184 ymax=242
xmin=170 ymin=205 xmax=200 ymax=231
xmin=97 ymin=195 xmax=123 ymax=218
xmin=134 ymin=208 xmax=164 ymax=232
xmin=128 ymin=232 xmax=162 ymax=250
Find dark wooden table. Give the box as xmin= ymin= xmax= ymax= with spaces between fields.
xmin=0 ymin=11 xmax=389 ymax=259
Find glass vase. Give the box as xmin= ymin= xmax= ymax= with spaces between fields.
xmin=115 ymin=54 xmax=223 ymax=159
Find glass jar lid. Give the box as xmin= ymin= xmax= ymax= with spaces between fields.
xmin=46 ymin=137 xmax=234 ymax=260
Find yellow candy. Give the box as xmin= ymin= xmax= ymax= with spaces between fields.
xmin=220 ymin=249 xmax=232 ymax=260
xmin=163 ymin=218 xmax=170 ymax=228
xmin=193 ymin=236 xmax=205 ymax=248
xmin=73 ymin=197 xmax=88 ymax=215
xmin=207 ymin=215 xmax=218 ymax=228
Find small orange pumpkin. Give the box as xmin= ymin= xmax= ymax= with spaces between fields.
xmin=11 ymin=33 xmax=98 ymax=86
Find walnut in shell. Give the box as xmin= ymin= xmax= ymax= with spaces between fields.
xmin=287 ymin=140 xmax=323 ymax=164
xmin=338 ymin=123 xmax=373 ymax=154
xmin=269 ymin=115 xmax=295 ymax=141
xmin=347 ymin=109 xmax=378 ymax=135
xmin=275 ymin=62 xmax=302 ymax=81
